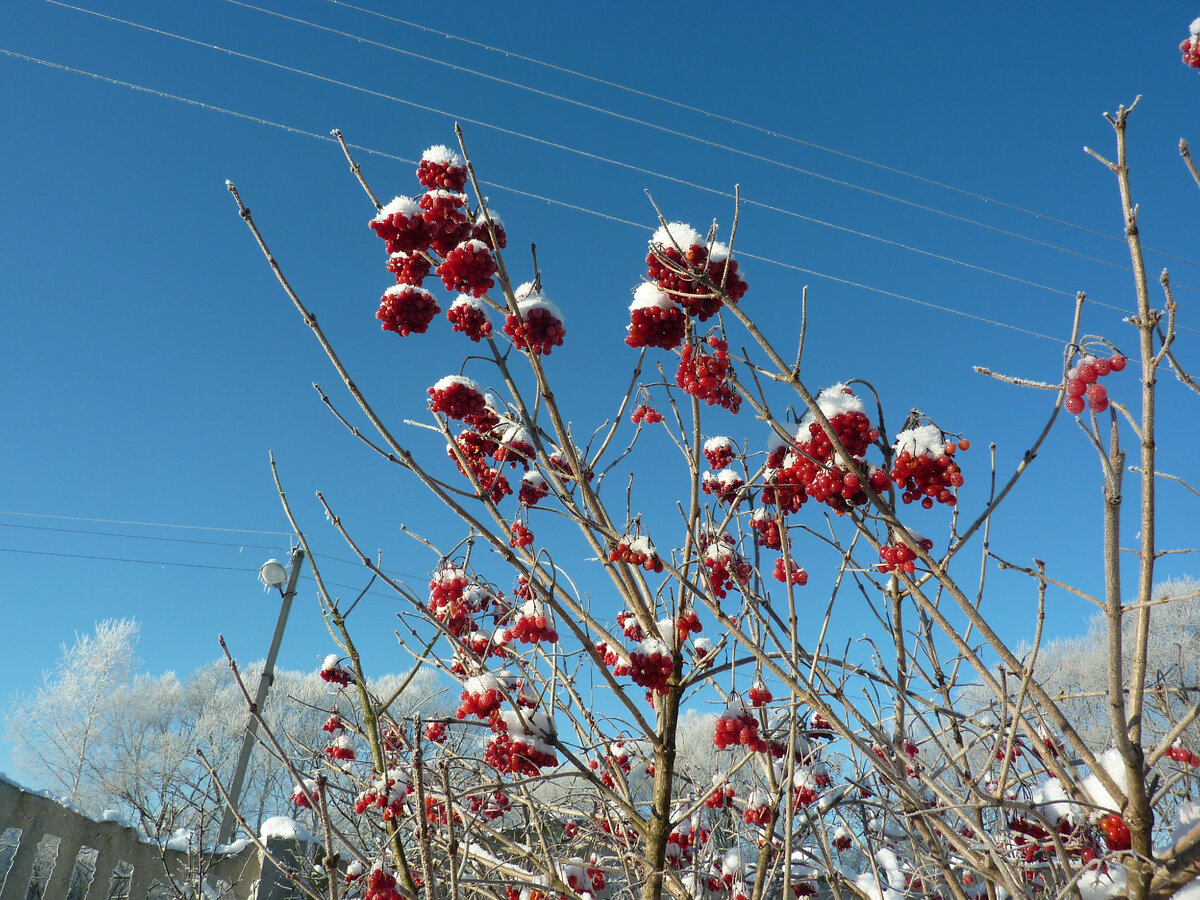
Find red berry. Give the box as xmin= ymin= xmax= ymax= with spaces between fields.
xmin=1109 ymin=354 xmax=1127 ymax=372
xmin=1065 ymin=395 xmax=1085 ymax=415
xmin=1086 ymin=382 xmax=1108 ymax=412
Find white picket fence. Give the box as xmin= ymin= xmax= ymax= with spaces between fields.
xmin=0 ymin=779 xmax=310 ymax=900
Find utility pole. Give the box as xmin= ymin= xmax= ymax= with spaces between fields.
xmin=218 ymin=546 xmax=305 ymax=845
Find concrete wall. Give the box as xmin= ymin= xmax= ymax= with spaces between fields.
xmin=0 ymin=780 xmax=308 ymax=900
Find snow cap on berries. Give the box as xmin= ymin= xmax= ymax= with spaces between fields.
xmin=1191 ymin=17 xmax=1200 ymax=35
xmin=799 ymin=383 xmax=866 ymax=427
xmin=652 ymin=222 xmax=704 ymax=251
xmin=422 ymin=144 xmax=462 ymax=167
xmin=630 ymin=281 xmax=678 ymax=312
xmin=375 ymin=195 xmax=422 ymax=223
xmin=321 ymin=653 xmax=341 ymax=671
xmin=893 ymin=424 xmax=947 ymax=458
xmin=514 ymin=282 xmax=563 ymax=319
xmin=704 ymin=436 xmax=735 ymax=455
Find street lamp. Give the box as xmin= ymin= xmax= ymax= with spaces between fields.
xmin=218 ymin=546 xmax=305 ymax=845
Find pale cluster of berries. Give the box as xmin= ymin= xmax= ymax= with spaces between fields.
xmin=1182 ymin=19 xmax=1200 ymax=68
xmin=369 ymin=146 xmax=506 ymax=341
xmin=890 ymin=426 xmax=967 ymax=508
xmin=1064 ymin=353 xmax=1125 ymax=415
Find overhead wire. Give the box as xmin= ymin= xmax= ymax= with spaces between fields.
xmin=314 ymin=0 xmax=1200 ymax=272
xmin=0 ymin=47 xmax=1162 ymax=343
xmin=38 ymin=0 xmax=1200 ymax=300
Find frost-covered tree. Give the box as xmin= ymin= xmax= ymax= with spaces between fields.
xmin=4 ymin=619 xmax=445 ymax=842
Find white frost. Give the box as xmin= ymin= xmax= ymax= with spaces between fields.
xmin=893 ymin=424 xmax=946 ymax=458
xmin=651 ymin=222 xmax=703 ymax=251
xmin=259 ymin=815 xmax=317 ymax=843
xmin=422 ymin=144 xmax=462 ymax=167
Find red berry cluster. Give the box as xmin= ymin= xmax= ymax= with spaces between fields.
xmin=416 ymin=145 xmax=467 ymax=192
xmin=428 ymin=565 xmax=491 ymax=637
xmin=706 ymin=780 xmax=736 ymax=808
xmin=1183 ymin=21 xmax=1200 ymax=68
xmin=290 ymin=779 xmax=318 ymax=809
xmin=1065 ymin=353 xmax=1126 ymax=415
xmin=747 ymin=682 xmax=773 ymax=706
xmin=483 ymin=731 xmax=557 ymax=777
xmin=457 ymin=674 xmax=504 ymax=720
xmin=378 ymin=285 xmax=440 ymax=336
xmin=471 ymin=212 xmax=507 ymax=250
xmin=1167 ymin=744 xmax=1200 ymax=767
xmin=436 ymin=239 xmax=497 ymax=297
xmin=666 ymin=819 xmax=710 ymax=869
xmin=324 ymin=734 xmax=355 ymax=760
xmin=702 ymin=533 xmax=752 ymax=598
xmin=645 ymin=223 xmax=748 ymax=321
xmin=631 ymin=404 xmax=664 ymax=424
xmin=448 ymin=430 xmax=512 ymax=505
xmin=676 ymin=337 xmax=741 ymax=412
xmin=424 ymin=721 xmax=447 ymax=743
xmin=704 ymin=436 xmax=736 ymax=470
xmin=322 ymin=713 xmax=344 ymax=733
xmin=319 ymin=654 xmax=353 ymax=686
xmin=750 ymin=508 xmax=782 ymax=550
xmin=676 ymin=609 xmax=702 ymax=641
xmin=365 ymin=868 xmax=403 ymax=900
xmin=510 ymin=602 xmax=559 ymax=643
xmin=609 ymin=536 xmax=664 ymax=572
xmin=504 ymin=287 xmax=566 ymax=355
xmin=877 ymin=532 xmax=934 ymax=574
xmin=743 ymin=791 xmax=772 ymax=826
xmin=702 ymin=469 xmax=746 ymax=506
xmin=626 ymin=283 xmax=687 ymax=350
xmin=419 ymin=190 xmax=472 ymax=256
xmin=890 ymin=427 xmax=966 ymax=509
xmin=1100 ymin=813 xmax=1131 ymax=851
xmin=370 ymin=197 xmax=431 ymax=255
xmin=445 ymin=296 xmax=493 ymax=342
xmin=714 ymin=703 xmax=768 ymax=752
xmin=832 ymin=831 xmax=852 ymax=851
xmin=629 ymin=638 xmax=674 ymax=695
xmin=508 ymin=521 xmax=534 ymax=548
xmin=762 ymin=389 xmax=882 ymax=516
xmin=387 ymin=251 xmax=432 ymax=286
xmin=428 ymin=375 xmax=487 ymax=420
xmin=772 ymin=556 xmax=808 ymax=585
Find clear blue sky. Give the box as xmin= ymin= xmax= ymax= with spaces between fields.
xmin=3 ymin=2 xmax=1199 ymax=779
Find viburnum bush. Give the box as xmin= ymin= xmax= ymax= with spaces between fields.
xmin=221 ymin=102 xmax=1200 ymax=900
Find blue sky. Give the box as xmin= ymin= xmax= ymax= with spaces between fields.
xmin=3 ymin=2 xmax=1200 ymax=780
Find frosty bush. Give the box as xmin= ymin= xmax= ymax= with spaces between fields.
xmin=222 ymin=104 xmax=1200 ymax=900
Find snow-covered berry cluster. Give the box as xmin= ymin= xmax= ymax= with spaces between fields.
xmin=428 ymin=375 xmax=487 ymax=420
xmin=703 ymin=435 xmax=736 ymax=470
xmin=322 ymin=713 xmax=345 ymax=733
xmin=702 ymin=468 xmax=746 ymax=506
xmin=702 ymin=532 xmax=752 ymax=598
xmin=609 ymin=536 xmax=664 ymax=572
xmin=325 ymin=733 xmax=355 ymax=760
xmin=387 ymin=250 xmax=431 ymax=286
xmin=509 ymin=521 xmax=534 ymax=548
xmin=626 ymin=282 xmax=687 ymax=350
xmin=706 ymin=778 xmax=736 ymax=809
xmin=743 ymin=789 xmax=772 ymax=826
xmin=445 ymin=295 xmax=493 ymax=341
xmin=519 ymin=471 xmax=549 ymax=505
xmin=890 ymin=426 xmax=966 ymax=508
xmin=714 ymin=699 xmax=767 ymax=752
xmin=424 ymin=721 xmax=447 ymax=743
xmin=428 ymin=564 xmax=492 ymax=637
xmin=878 ymin=530 xmax=934 ymax=574
xmin=749 ymin=508 xmax=782 ymax=550
xmin=416 ymin=144 xmax=468 ymax=192
xmin=504 ymin=283 xmax=566 ymax=355
xmin=290 ymin=777 xmax=319 ymax=808
xmin=1166 ymin=743 xmax=1200 ymax=767
xmin=436 ymin=239 xmax=497 ymax=297
xmin=457 ymin=673 xmax=505 ymax=720
xmin=471 ymin=211 xmax=507 ymax=250
xmin=645 ymin=222 xmax=748 ymax=321
xmin=628 ymin=637 xmax=674 ymax=695
xmin=1064 ymin=352 xmax=1125 ymax=415
xmin=420 ymin=190 xmax=472 ymax=256
xmin=378 ymin=285 xmax=440 ymax=336
xmin=319 ymin=653 xmax=354 ymax=686
xmin=484 ymin=709 xmax=557 ymax=776
xmin=763 ymin=385 xmax=883 ymax=516
xmin=1182 ymin=18 xmax=1200 ymax=68
xmin=364 ymin=868 xmax=403 ymax=900
xmin=677 ymin=336 xmax=740 ymax=412
xmin=509 ymin=599 xmax=558 ymax=644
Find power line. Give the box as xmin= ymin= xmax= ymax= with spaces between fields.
xmin=0 ymin=545 xmax=261 ymax=572
xmin=40 ymin=1 xmax=1200 ymax=296
xmin=0 ymin=47 xmax=1166 ymax=343
xmin=0 ymin=509 xmax=291 ymax=535
xmin=0 ymin=520 xmax=288 ymax=550
xmin=315 ymin=0 xmax=1200 ymax=272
